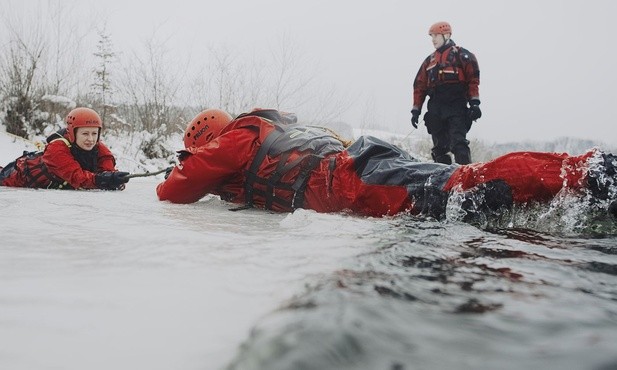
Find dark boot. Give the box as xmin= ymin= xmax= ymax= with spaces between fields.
xmin=453 ymin=148 xmax=471 ymax=165
xmin=587 ymin=153 xmax=617 ymax=200
xmin=432 ymin=152 xmax=452 ymax=165
xmin=461 ymin=180 xmax=513 ymax=224
xmin=452 ymin=141 xmax=472 ymax=165
xmin=413 ymin=186 xmax=449 ymax=220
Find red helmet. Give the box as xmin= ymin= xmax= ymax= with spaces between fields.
xmin=184 ymin=108 xmax=233 ymax=148
xmin=429 ymin=21 xmax=452 ymax=35
xmin=65 ymin=107 xmax=102 ymax=142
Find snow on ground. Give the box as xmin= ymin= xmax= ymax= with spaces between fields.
xmin=0 ymin=130 xmax=40 ymax=166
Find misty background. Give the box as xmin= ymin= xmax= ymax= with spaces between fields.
xmin=1 ymin=0 xmax=616 ymax=162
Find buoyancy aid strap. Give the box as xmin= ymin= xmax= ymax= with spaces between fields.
xmin=244 ymin=126 xmax=285 ymax=207
xmin=19 ymin=136 xmax=72 ymax=188
xmin=265 ymin=151 xmax=291 ymax=209
xmin=244 ymin=123 xmax=341 ymax=210
xmin=251 ymin=187 xmax=294 ymax=210
xmin=290 ymin=154 xmax=322 ymax=209
xmin=49 ymin=137 xmax=72 ymax=148
xmin=327 ymin=156 xmax=336 ymax=196
xmin=17 ymin=151 xmax=65 ymax=189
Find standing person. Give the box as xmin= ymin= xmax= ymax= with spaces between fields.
xmin=0 ymin=107 xmax=129 ymax=190
xmin=411 ymin=21 xmax=481 ymax=165
xmin=157 ymin=108 xmax=617 ymax=221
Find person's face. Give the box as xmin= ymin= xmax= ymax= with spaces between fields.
xmin=74 ymin=127 xmax=99 ymax=151
xmin=431 ymin=33 xmax=447 ymax=49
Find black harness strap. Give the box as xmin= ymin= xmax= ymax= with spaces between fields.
xmin=264 ymin=151 xmax=291 ymax=210
xmin=244 ymin=126 xmax=286 ymax=207
xmin=290 ymin=155 xmax=322 ymax=209
xmin=18 ymin=151 xmax=64 ymax=189
xmin=239 ymin=113 xmax=345 ymax=211
xmin=327 ymin=156 xmax=336 ymax=196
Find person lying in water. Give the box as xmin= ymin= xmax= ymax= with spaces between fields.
xmin=0 ymin=107 xmax=129 ymax=190
xmin=156 ymin=108 xmax=617 ymax=220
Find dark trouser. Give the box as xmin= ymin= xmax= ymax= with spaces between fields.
xmin=424 ymin=99 xmax=472 ymax=165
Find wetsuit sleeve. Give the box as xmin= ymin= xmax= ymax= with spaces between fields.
xmin=96 ymin=142 xmax=118 ymax=171
xmin=461 ymin=49 xmax=480 ymax=101
xmin=412 ymin=56 xmax=431 ymax=110
xmin=42 ymin=140 xmax=98 ymax=189
xmin=156 ymin=130 xmax=256 ymax=204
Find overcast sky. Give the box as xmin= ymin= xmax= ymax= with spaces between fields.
xmin=6 ymin=0 xmax=617 ymax=147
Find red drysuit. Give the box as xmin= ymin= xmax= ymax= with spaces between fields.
xmin=157 ymin=110 xmax=601 ymax=218
xmin=0 ymin=131 xmax=117 ymax=189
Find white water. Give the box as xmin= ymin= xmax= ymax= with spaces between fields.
xmin=0 ymin=175 xmax=397 ymax=370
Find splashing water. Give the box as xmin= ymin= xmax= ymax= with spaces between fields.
xmin=445 ymin=150 xmax=617 ymax=237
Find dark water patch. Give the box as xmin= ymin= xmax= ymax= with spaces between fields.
xmin=374 ymin=285 xmax=418 ymax=301
xmin=493 ymin=228 xmax=586 ymax=249
xmin=455 ymin=298 xmax=503 ymax=313
xmin=226 ymin=220 xmax=617 ymax=370
xmin=587 ymin=244 xmax=617 ymax=255
xmin=584 ymin=261 xmax=617 ymax=276
xmin=460 ymin=245 xmax=530 ymax=259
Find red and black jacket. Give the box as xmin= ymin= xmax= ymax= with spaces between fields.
xmin=412 ymin=40 xmax=480 ymax=109
xmin=157 ymin=110 xmax=345 ymax=211
xmin=0 ymin=130 xmax=117 ymax=189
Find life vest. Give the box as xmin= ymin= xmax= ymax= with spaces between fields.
xmin=0 ymin=132 xmax=84 ymax=189
xmin=426 ymin=45 xmax=467 ymax=87
xmin=10 ymin=148 xmax=71 ymax=189
xmin=238 ymin=111 xmax=345 ymax=210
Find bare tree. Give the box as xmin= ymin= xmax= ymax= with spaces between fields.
xmin=0 ymin=18 xmax=46 ymax=136
xmin=186 ymin=46 xmax=267 ymax=119
xmin=265 ymin=35 xmax=354 ymax=126
xmin=268 ymin=34 xmax=313 ymax=111
xmin=43 ymin=1 xmax=89 ymax=97
xmin=0 ymin=1 xmax=92 ymax=137
xmin=190 ymin=37 xmax=351 ymax=125
xmin=117 ymin=33 xmax=186 ymax=134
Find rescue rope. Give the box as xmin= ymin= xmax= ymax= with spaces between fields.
xmin=401 ymin=117 xmax=425 ymax=142
xmin=401 ymin=127 xmax=416 ymax=142
xmin=125 ymin=166 xmax=173 ymax=179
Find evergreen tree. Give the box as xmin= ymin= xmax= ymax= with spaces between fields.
xmin=91 ymin=27 xmax=116 ymax=127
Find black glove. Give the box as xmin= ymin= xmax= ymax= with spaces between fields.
xmin=95 ymin=171 xmax=130 ymax=190
xmin=164 ymin=166 xmax=173 ymax=179
xmin=176 ymin=150 xmax=191 ymax=161
xmin=468 ymin=100 xmax=482 ymax=121
xmin=411 ymin=109 xmax=421 ymax=128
